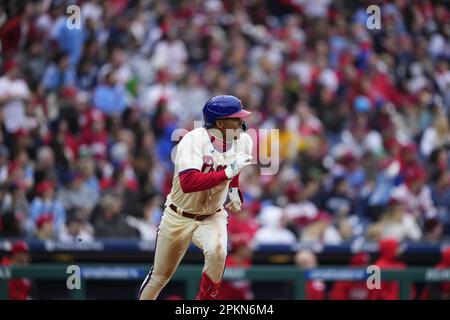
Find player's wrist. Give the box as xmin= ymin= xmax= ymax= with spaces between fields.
xmin=224 ymin=166 xmax=234 ymax=179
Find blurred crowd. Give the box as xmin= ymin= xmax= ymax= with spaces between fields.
xmin=0 ymin=0 xmax=449 ymax=246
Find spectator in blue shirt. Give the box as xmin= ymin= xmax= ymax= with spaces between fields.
xmin=40 ymin=52 xmax=76 ymax=93
xmin=93 ymin=71 xmax=127 ymax=115
xmin=51 ymin=16 xmax=86 ymax=67
xmin=28 ymin=180 xmax=66 ymax=237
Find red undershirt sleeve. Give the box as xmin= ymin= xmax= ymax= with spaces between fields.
xmin=179 ymin=169 xmax=229 ymax=193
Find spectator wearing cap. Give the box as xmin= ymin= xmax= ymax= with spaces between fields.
xmin=0 ymin=241 xmax=33 ymax=300
xmin=35 ymin=213 xmax=54 ymax=240
xmin=28 ymin=180 xmax=66 ymax=237
xmin=329 ymin=252 xmax=371 ymax=300
xmin=369 ymin=238 xmax=415 ymax=300
xmin=217 ymin=238 xmax=254 ymax=300
xmin=0 ymin=59 xmax=31 ymax=134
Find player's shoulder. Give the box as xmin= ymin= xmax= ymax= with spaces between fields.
xmin=185 ymin=127 xmax=208 ymax=139
xmin=181 ymin=127 xmax=208 ymax=144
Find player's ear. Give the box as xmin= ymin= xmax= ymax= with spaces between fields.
xmin=215 ymin=119 xmax=224 ymax=129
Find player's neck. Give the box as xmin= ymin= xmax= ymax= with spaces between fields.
xmin=207 ymin=129 xmax=233 ymax=152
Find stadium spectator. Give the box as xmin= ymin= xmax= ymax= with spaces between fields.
xmin=58 ymin=213 xmax=94 ymax=243
xmin=0 ymin=240 xmax=33 ymax=300
xmin=430 ymin=169 xmax=450 ymax=235
xmin=420 ymin=247 xmax=450 ymax=300
xmin=217 ymin=239 xmax=255 ymax=300
xmin=294 ymin=249 xmax=325 ymax=300
xmin=329 ymin=252 xmax=371 ymax=300
xmin=93 ymin=193 xmax=139 ymax=238
xmin=366 ymin=198 xmax=422 ymax=242
xmin=40 ymin=52 xmax=76 ymax=93
xmin=125 ymin=193 xmax=162 ymax=241
xmin=369 ymin=238 xmax=415 ymax=300
xmin=0 ymin=182 xmax=28 ymax=237
xmin=0 ymin=59 xmax=31 ymax=135
xmin=253 ymin=205 xmax=297 ymax=246
xmin=57 ymin=170 xmax=97 ymax=220
xmin=420 ymin=113 xmax=450 ymax=158
xmin=227 ymin=202 xmax=260 ymax=247
xmin=28 ymin=180 xmax=66 ymax=237
xmin=93 ymin=70 xmax=127 ymax=115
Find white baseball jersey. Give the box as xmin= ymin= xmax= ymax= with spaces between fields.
xmin=167 ymin=127 xmax=253 ymax=215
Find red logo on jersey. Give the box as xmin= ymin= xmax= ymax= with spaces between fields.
xmin=201 ymin=155 xmax=214 ymax=172
xmin=203 ymin=155 xmax=214 ymax=165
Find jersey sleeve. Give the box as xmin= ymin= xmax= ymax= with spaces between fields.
xmin=176 ymin=132 xmax=204 ymax=173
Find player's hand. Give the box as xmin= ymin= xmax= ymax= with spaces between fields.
xmin=224 ymin=153 xmax=253 ymax=179
xmin=225 ymin=187 xmax=242 ymax=212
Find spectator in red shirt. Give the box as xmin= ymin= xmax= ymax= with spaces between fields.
xmin=0 ymin=240 xmax=33 ymax=300
xmin=435 ymin=247 xmax=450 ymax=299
xmin=329 ymin=252 xmax=371 ymax=300
xmin=420 ymin=247 xmax=450 ymax=300
xmin=217 ymin=239 xmax=254 ymax=300
xmin=295 ymin=249 xmax=325 ymax=300
xmin=227 ymin=202 xmax=259 ymax=247
xmin=369 ymin=238 xmax=414 ymax=300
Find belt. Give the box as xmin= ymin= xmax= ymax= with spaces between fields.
xmin=169 ymin=204 xmax=218 ymax=221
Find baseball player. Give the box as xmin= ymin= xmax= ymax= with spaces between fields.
xmin=138 ymin=95 xmax=253 ymax=300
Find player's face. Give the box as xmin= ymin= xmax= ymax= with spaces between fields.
xmin=217 ymin=118 xmax=244 ymax=141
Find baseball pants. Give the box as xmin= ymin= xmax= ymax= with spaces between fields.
xmin=138 ymin=204 xmax=228 ymax=300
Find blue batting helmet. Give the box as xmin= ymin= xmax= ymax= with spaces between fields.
xmin=202 ymin=95 xmax=251 ymax=129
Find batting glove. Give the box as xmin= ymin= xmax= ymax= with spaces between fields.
xmin=225 ymin=187 xmax=242 ymax=212
xmin=224 ymin=153 xmax=253 ymax=179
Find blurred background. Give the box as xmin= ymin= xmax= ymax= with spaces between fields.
xmin=0 ymin=0 xmax=449 ymax=300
